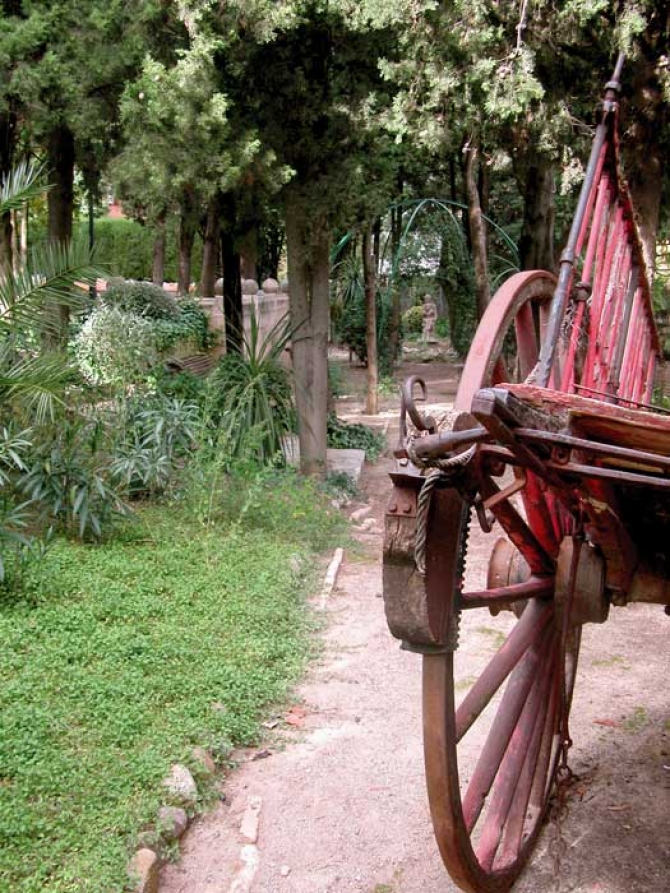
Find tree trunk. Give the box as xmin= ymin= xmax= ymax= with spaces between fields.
xmin=222 ymin=231 xmax=242 ymax=354
xmin=239 ymin=227 xmax=258 ymax=283
xmin=285 ymin=190 xmax=330 ymax=477
xmin=363 ymin=225 xmax=378 ymax=415
xmin=178 ymin=221 xmax=194 ymax=296
xmin=465 ymin=144 xmax=490 ymax=318
xmin=47 ymin=125 xmax=75 ymax=244
xmin=19 ymin=205 xmax=27 ymax=268
xmin=178 ymin=187 xmax=197 ymax=296
xmin=478 ymin=158 xmax=490 ymax=259
xmin=152 ymin=213 xmax=166 ymax=286
xmin=0 ymin=109 xmax=17 ymax=274
xmin=220 ymin=192 xmax=243 ymax=353
xmin=47 ymin=124 xmax=75 ymax=345
xmin=200 ymin=195 xmax=220 ymax=296
xmin=389 ymin=198 xmax=403 ymax=363
xmin=627 ymin=147 xmax=663 ymax=276
xmin=0 ymin=211 xmax=11 ymax=276
xmin=517 ymin=158 xmax=556 ymax=271
xmin=621 ymin=41 xmax=668 ymax=276
xmin=372 ymin=218 xmax=381 ymax=272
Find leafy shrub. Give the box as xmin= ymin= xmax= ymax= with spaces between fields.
xmin=402 ymin=304 xmax=424 ymax=335
xmin=74 ymin=306 xmax=158 ymax=387
xmin=110 ymin=396 xmax=199 ymax=498
xmin=67 ymin=217 xmax=204 ymax=282
xmin=326 ymin=415 xmax=386 ymax=461
xmin=206 ymin=313 xmax=294 ymax=466
xmin=153 ymin=299 xmax=214 ymax=353
xmin=21 ymin=417 xmax=129 ymax=539
xmin=331 ymin=253 xmax=397 ymax=374
xmin=152 ymin=366 xmax=208 ymax=405
xmin=377 ymin=375 xmax=398 ymax=397
xmin=334 ymin=289 xmax=396 ymax=374
xmin=435 ymin=317 xmax=450 ymax=338
xmin=103 ymin=279 xmax=179 ymax=320
xmin=0 ymin=426 xmax=35 ymax=580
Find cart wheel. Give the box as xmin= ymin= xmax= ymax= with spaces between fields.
xmin=422 ymin=271 xmax=581 ymax=892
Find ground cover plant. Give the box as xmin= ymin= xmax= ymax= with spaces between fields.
xmin=0 ymin=471 xmax=346 ymax=893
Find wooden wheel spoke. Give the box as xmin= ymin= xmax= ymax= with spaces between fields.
xmin=461 ymin=622 xmax=554 ymax=833
xmin=475 ymin=632 xmax=556 ymax=871
xmin=495 ymin=636 xmax=559 ymax=870
xmin=514 ymin=302 xmax=539 ymax=380
xmin=455 ymin=599 xmax=552 ymax=743
xmin=528 ymin=639 xmax=563 ymax=817
xmin=492 ymin=355 xmax=511 ymax=386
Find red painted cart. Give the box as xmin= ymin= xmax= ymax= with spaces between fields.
xmin=383 ymin=57 xmax=669 ymax=892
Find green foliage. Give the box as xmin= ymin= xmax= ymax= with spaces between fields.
xmin=326 ymin=415 xmax=386 ymax=462
xmin=377 ymin=375 xmax=398 ymax=398
xmin=75 ymin=217 xmax=204 ymax=283
xmin=435 ymin=317 xmax=450 ymax=338
xmin=327 ymin=360 xmax=345 ymax=400
xmin=103 ymin=279 xmax=179 ymax=320
xmin=154 ymin=300 xmax=214 ymax=354
xmin=0 ymin=474 xmax=344 ymax=893
xmin=152 ymin=366 xmax=208 ymax=405
xmin=206 ymin=313 xmax=295 ymax=466
xmin=322 ymin=470 xmax=362 ymax=502
xmin=332 ymin=254 xmax=396 ymax=374
xmin=74 ymin=306 xmax=158 ymax=388
xmin=110 ymin=397 xmax=199 ymax=498
xmin=20 ymin=416 xmax=129 ymax=540
xmin=402 ymin=304 xmax=423 ymax=336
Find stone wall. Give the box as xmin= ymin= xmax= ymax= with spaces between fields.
xmin=199 ymin=278 xmax=290 ymax=359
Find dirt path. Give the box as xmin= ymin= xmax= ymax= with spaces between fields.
xmin=160 ymin=362 xmax=669 ymax=893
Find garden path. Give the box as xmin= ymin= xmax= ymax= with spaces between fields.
xmin=159 ymin=354 xmax=669 ymax=893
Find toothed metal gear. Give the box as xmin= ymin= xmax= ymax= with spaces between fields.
xmin=446 ymin=505 xmax=471 ymax=652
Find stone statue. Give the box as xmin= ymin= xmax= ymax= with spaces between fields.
xmin=421 ymin=295 xmax=438 ymax=341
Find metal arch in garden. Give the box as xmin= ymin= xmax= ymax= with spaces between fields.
xmin=384 ymin=197 xmax=520 ymax=294
xmin=383 ymin=54 xmax=669 ymax=893
xmin=329 ymin=198 xmax=520 ymax=359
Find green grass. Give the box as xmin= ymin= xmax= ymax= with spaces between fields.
xmin=476 ymin=626 xmax=507 ymax=649
xmin=0 ymin=472 xmax=345 ymax=892
xmin=623 ymin=706 xmax=649 ymax=733
xmin=592 ymin=654 xmax=629 ymax=669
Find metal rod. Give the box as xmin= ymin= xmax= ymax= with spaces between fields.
xmin=460 ymin=577 xmax=554 ymax=610
xmin=545 ymin=459 xmax=670 ymax=489
xmin=536 ymin=56 xmax=624 ymax=387
xmin=574 ymin=380 xmax=668 ymax=412
xmin=514 ymin=426 xmax=670 ymax=470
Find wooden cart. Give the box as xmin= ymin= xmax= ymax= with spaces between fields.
xmin=383 ymin=56 xmax=669 ymax=893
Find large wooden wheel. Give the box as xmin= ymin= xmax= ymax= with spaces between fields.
xmin=421 ymin=271 xmax=582 ymax=892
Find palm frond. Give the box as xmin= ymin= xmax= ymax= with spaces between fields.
xmin=0 ymin=160 xmax=49 ymax=216
xmin=0 ymin=350 xmax=73 ymax=423
xmin=0 ymin=240 xmax=104 ymax=337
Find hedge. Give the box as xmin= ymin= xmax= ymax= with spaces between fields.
xmin=32 ymin=217 xmax=204 ymax=284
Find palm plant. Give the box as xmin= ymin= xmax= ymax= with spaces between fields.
xmin=207 ymin=311 xmax=295 ymax=466
xmin=0 ymin=160 xmax=101 ymax=422
xmin=0 ymin=162 xmax=107 ymax=567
